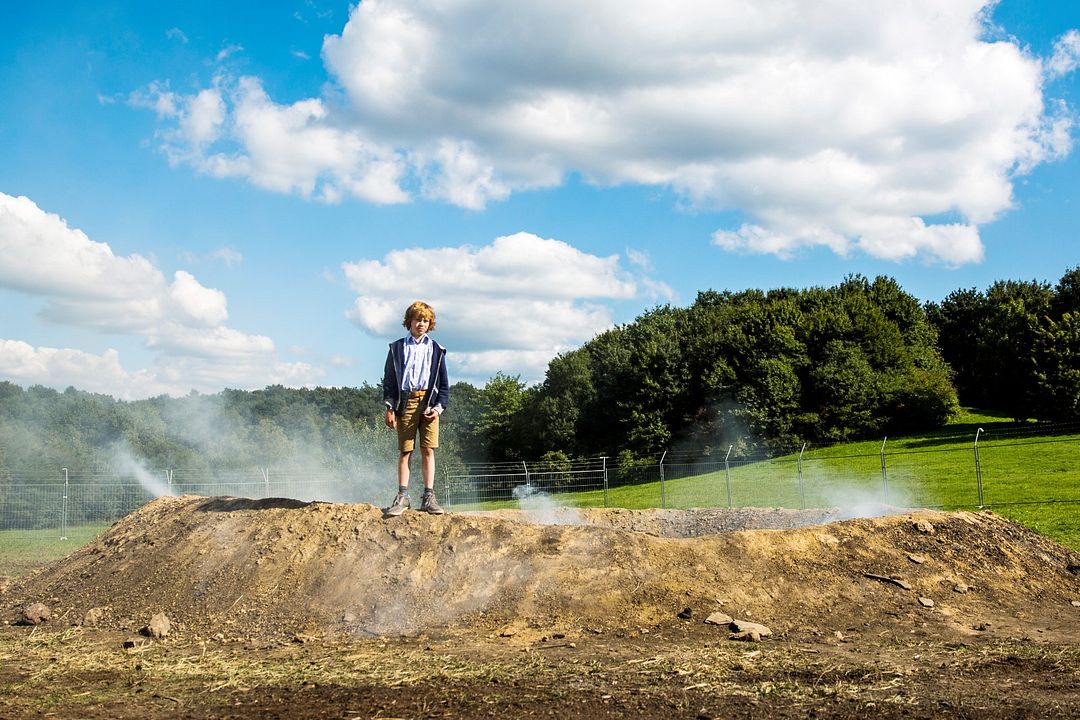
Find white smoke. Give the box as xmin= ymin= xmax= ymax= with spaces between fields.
xmin=112 ymin=445 xmax=175 ymax=499
xmin=808 ymin=463 xmax=921 ymax=520
xmin=512 ymin=483 xmax=582 ymax=526
xmin=157 ymin=393 xmax=396 ymax=506
xmin=821 ymin=485 xmax=909 ymax=520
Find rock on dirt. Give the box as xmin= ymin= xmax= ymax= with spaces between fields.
xmin=143 ymin=612 xmax=172 ymax=639
xmin=0 ymin=576 xmax=10 ymax=594
xmin=915 ymin=519 xmax=936 ymax=534
xmin=730 ymin=629 xmax=762 ymax=642
xmin=19 ymin=602 xmax=50 ymax=625
xmin=864 ymin=573 xmax=913 ymax=590
xmin=730 ymin=619 xmax=772 ymax=637
xmin=704 ymin=612 xmax=734 ymax=626
xmin=82 ymin=607 xmax=107 ymax=627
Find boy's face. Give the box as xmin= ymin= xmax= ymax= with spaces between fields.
xmin=409 ymin=315 xmax=431 ymax=339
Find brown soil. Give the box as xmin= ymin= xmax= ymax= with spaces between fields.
xmin=1 ymin=495 xmax=1079 ymax=718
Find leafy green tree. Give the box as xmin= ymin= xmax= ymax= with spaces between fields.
xmin=533 ymin=450 xmax=573 ymax=490
xmin=441 ymin=381 xmax=485 ymax=462
xmin=578 ymin=326 xmax=633 ymax=453
xmin=806 ymin=340 xmax=880 ymax=441
xmin=1034 ymin=311 xmax=1080 ymax=420
xmin=474 ymin=372 xmax=528 ymax=462
xmin=738 ymin=355 xmax=804 ymax=445
xmin=1052 ymin=266 xmax=1080 ymax=317
xmin=880 ymin=367 xmax=959 ymax=433
xmin=531 ymin=350 xmax=593 ymax=456
xmin=619 ymin=306 xmax=693 ymax=455
xmin=520 ymin=274 xmax=956 ymax=459
xmin=925 ymin=288 xmax=987 ymax=407
xmin=1028 ymin=267 xmax=1080 ymax=421
xmin=984 ymin=280 xmax=1052 ymax=420
xmin=929 ymin=279 xmax=1051 ymax=420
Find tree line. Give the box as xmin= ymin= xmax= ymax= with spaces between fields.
xmin=0 ymin=268 xmax=1077 ymax=482
xmin=472 ymin=274 xmax=959 ymax=464
xmin=926 ymin=269 xmax=1080 ymax=423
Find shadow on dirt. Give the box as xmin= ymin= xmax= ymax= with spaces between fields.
xmin=195 ymin=497 xmax=315 ymax=512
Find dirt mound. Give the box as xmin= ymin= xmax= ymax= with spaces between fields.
xmin=3 ymin=496 xmax=1078 ymax=644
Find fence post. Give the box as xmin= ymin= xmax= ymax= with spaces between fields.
xmin=601 ymin=456 xmax=609 ymax=508
xmin=166 ymin=469 xmax=174 ymax=496
xmin=522 ymin=460 xmax=530 ymax=490
xmin=658 ymin=450 xmax=667 ymax=509
xmin=443 ymin=465 xmax=451 ymax=509
xmin=797 ymin=443 xmax=807 ymax=510
xmin=60 ymin=467 xmax=69 ymax=541
xmin=261 ymin=467 xmax=270 ymax=498
xmin=880 ymin=437 xmax=889 ymax=504
xmin=724 ymin=444 xmax=734 ymax=509
xmin=974 ymin=428 xmax=985 ymax=507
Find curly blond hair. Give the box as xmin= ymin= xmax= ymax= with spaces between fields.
xmin=402 ymin=300 xmax=437 ymax=331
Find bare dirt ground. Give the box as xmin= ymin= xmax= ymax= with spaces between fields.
xmin=1 ymin=495 xmax=1079 ymax=718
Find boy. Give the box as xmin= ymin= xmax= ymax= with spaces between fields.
xmin=382 ymin=300 xmax=450 ymax=516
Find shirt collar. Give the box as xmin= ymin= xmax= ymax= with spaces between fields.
xmin=406 ymin=334 xmax=430 ymax=345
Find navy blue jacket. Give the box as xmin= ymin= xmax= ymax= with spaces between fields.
xmin=382 ymin=337 xmax=450 ymax=415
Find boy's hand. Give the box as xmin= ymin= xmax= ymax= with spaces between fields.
xmin=384 ymin=408 xmax=396 ymax=429
xmin=423 ymin=406 xmax=441 ymax=420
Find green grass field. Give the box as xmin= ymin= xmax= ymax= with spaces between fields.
xmin=0 ymin=524 xmax=111 ymax=578
xmin=452 ymin=409 xmax=1080 ymax=551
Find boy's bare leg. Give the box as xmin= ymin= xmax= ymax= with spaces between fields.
xmin=420 ymin=447 xmax=435 ymax=490
xmin=397 ymin=451 xmax=412 ymax=487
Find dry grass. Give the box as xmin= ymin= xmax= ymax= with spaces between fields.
xmin=4 ymin=626 xmax=1078 ymax=717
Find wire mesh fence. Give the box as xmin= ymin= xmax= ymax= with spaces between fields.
xmin=0 ymin=465 xmax=398 ymax=525
xmin=2 ymin=427 xmax=1079 ymax=572
xmin=443 ymin=458 xmax=611 ymax=509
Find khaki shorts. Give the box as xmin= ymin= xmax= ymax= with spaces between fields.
xmin=396 ymin=391 xmax=439 ymax=452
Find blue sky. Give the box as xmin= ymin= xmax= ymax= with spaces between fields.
xmin=1 ymin=0 xmax=1079 ymax=399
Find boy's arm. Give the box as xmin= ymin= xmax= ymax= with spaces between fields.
xmin=382 ymin=348 xmax=398 ymax=428
xmin=381 ymin=347 xmax=396 ymax=410
xmin=434 ymin=350 xmax=450 ymax=413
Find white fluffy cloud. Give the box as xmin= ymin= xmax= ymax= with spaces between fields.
xmin=0 ymin=341 xmax=175 ymax=399
xmin=1047 ymin=29 xmax=1080 ymax=78
xmin=0 ymin=194 xmax=163 ymax=302
xmin=0 ymin=193 xmax=228 ymax=336
xmin=132 ymin=77 xmax=409 ymax=205
xmin=343 ymin=232 xmax=667 ymax=381
xmin=136 ymin=0 xmax=1077 ymax=265
xmin=0 ymin=193 xmax=320 ymax=397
